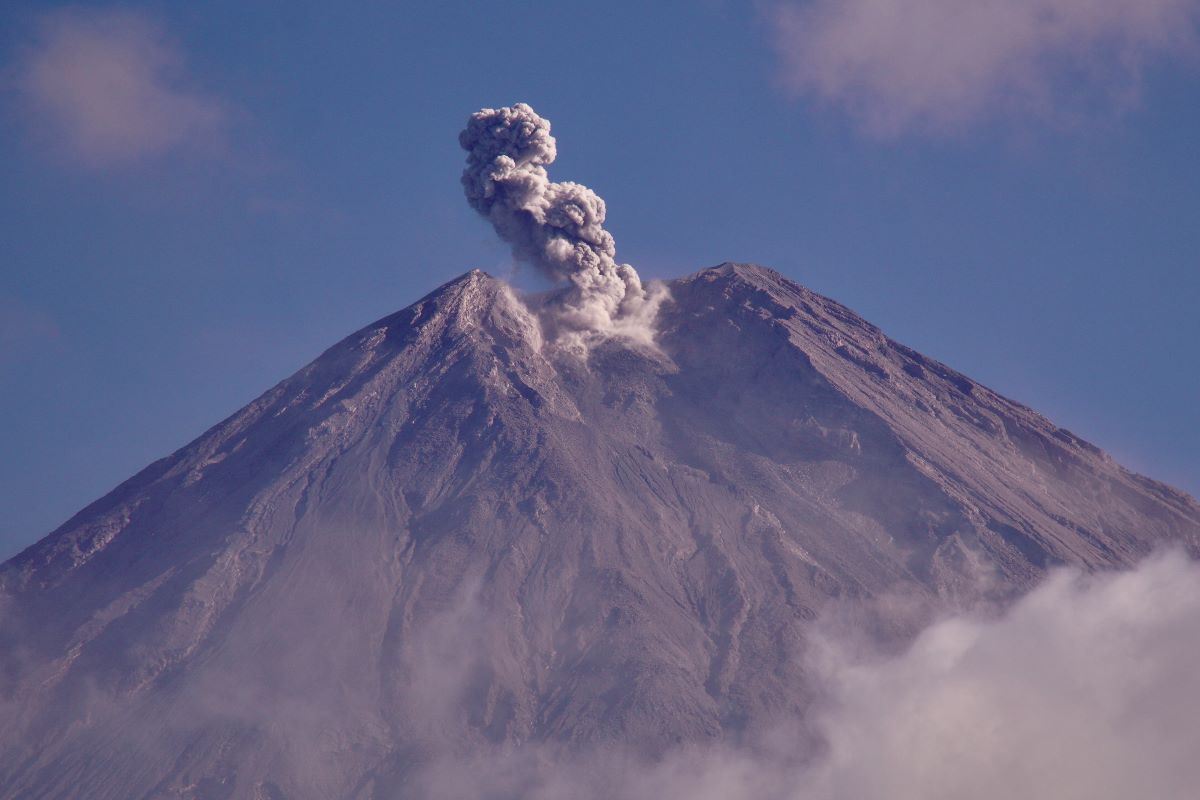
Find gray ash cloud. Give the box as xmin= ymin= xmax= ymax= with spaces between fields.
xmin=459 ymin=103 xmax=664 ymax=346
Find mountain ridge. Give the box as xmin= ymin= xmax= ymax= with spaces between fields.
xmin=2 ymin=262 xmax=1197 ymax=799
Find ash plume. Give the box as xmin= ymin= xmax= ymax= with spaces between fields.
xmin=459 ymin=103 xmax=664 ymax=346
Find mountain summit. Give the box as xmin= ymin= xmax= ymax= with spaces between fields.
xmin=3 ymin=264 xmax=1197 ymax=799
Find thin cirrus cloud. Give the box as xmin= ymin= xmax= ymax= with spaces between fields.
xmin=768 ymin=0 xmax=1200 ymax=136
xmin=7 ymin=8 xmax=227 ymax=167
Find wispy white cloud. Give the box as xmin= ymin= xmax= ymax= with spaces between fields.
xmin=768 ymin=0 xmax=1200 ymax=136
xmin=7 ymin=8 xmax=227 ymax=167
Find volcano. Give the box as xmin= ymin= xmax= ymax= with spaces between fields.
xmin=2 ymin=263 xmax=1197 ymax=799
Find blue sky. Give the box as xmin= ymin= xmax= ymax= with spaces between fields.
xmin=1 ymin=0 xmax=1198 ymax=558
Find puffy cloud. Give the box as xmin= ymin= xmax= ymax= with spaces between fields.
xmin=768 ymin=0 xmax=1200 ymax=135
xmin=797 ymin=550 xmax=1200 ymax=799
xmin=459 ymin=103 xmax=665 ymax=348
xmin=7 ymin=8 xmax=227 ymax=166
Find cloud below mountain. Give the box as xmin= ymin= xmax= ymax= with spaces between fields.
xmin=7 ymin=8 xmax=227 ymax=167
xmin=796 ymin=550 xmax=1200 ymax=799
xmin=415 ymin=551 xmax=1200 ymax=799
xmin=768 ymin=0 xmax=1200 ymax=136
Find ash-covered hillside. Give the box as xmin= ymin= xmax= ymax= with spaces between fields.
xmin=1 ymin=262 xmax=1196 ymax=800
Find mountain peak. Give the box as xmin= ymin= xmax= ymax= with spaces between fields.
xmin=2 ymin=262 xmax=1198 ymax=798
xmin=379 ymin=267 xmax=504 ymax=332
xmin=693 ymin=261 xmax=790 ymax=284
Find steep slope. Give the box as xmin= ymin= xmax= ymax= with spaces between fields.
xmin=2 ymin=263 xmax=1197 ymax=799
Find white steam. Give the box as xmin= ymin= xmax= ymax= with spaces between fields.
xmin=459 ymin=103 xmax=665 ymax=347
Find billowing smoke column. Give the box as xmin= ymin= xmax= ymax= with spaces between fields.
xmin=459 ymin=103 xmax=663 ymax=344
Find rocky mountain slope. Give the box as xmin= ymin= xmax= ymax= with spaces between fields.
xmin=2 ymin=263 xmax=1197 ymax=799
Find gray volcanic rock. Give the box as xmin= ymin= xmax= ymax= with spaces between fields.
xmin=1 ymin=263 xmax=1197 ymax=799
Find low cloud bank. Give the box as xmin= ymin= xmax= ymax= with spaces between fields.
xmin=768 ymin=0 xmax=1200 ymax=135
xmin=417 ymin=552 xmax=1200 ymax=799
xmin=798 ymin=550 xmax=1200 ymax=799
xmin=8 ymin=544 xmax=1198 ymax=797
xmin=459 ymin=103 xmax=665 ymax=349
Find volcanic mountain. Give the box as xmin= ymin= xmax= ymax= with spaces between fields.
xmin=2 ymin=263 xmax=1197 ymax=799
